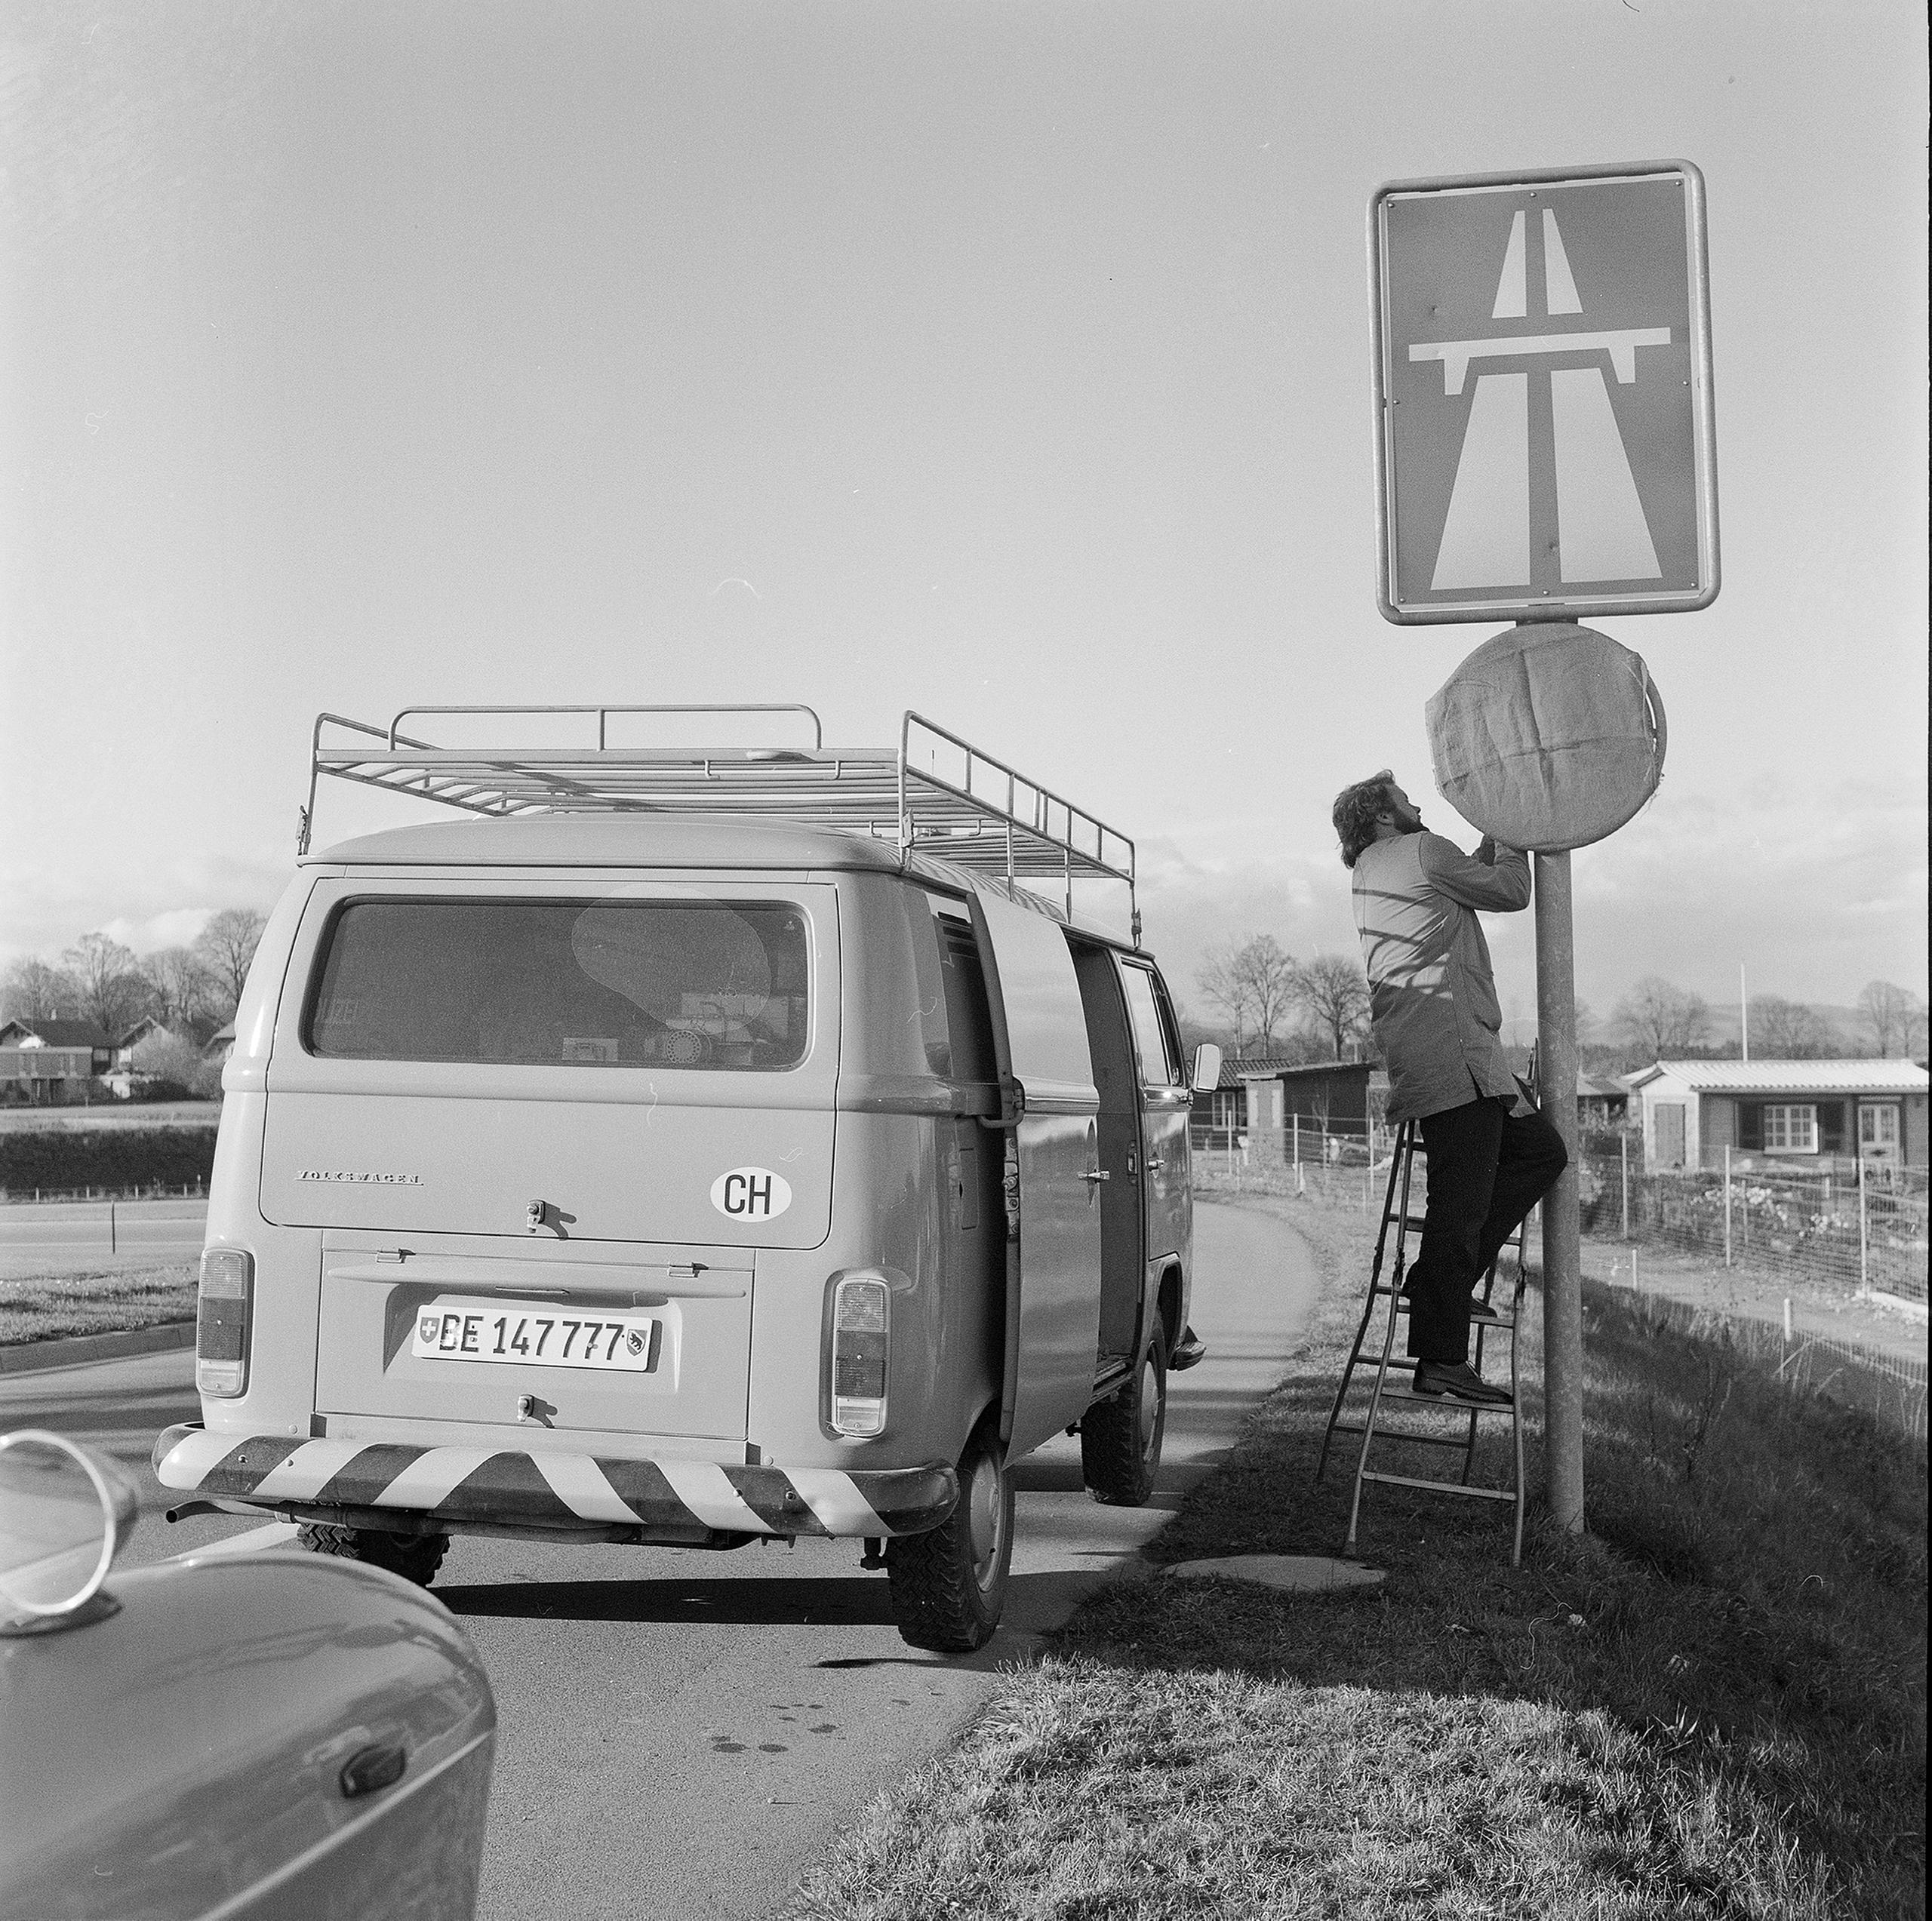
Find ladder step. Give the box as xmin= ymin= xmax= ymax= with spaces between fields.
xmin=1376 ymin=1385 xmax=1515 ymax=1410
xmin=1367 ymin=1289 xmax=1518 ymax=1329
xmin=1326 ymin=1422 xmax=1474 ymax=1449
xmin=1360 ymin=1470 xmax=1516 ymax=1502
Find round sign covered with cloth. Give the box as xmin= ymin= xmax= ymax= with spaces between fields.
xmin=1425 ymin=624 xmax=1666 ymax=853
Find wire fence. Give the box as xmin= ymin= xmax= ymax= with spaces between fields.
xmin=1601 ymin=1283 xmax=1930 ymax=1448
xmin=1576 ymin=1141 xmax=1927 ymax=1307
xmin=0 ymin=1182 xmax=210 ymax=1205
xmin=1191 ymin=1120 xmax=1930 ymax=1309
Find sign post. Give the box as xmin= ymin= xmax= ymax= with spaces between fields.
xmin=1534 ymin=849 xmax=1584 ymax=1531
xmin=1369 ymin=161 xmax=1718 ymax=1536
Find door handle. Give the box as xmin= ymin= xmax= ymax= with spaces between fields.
xmin=1081 ymin=1170 xmax=1110 ymax=1183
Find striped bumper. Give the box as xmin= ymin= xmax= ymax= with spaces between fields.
xmin=152 ymin=1425 xmax=957 ymax=1541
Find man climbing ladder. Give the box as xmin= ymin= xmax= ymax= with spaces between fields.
xmin=1331 ymin=770 xmax=1567 ymax=1402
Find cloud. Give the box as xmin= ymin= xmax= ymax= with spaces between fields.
xmin=1136 ymin=782 xmax=1927 ymax=1027
xmin=96 ymin=908 xmax=220 ymax=955
xmin=0 ymin=848 xmax=288 ymax=972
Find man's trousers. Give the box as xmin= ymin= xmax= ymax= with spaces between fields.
xmin=1404 ymin=1093 xmax=1568 ymax=1363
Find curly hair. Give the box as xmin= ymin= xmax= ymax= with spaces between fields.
xmin=1332 ymin=769 xmax=1396 ymax=869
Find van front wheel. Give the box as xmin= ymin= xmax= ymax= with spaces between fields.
xmin=297 ymin=1521 xmax=450 ymax=1589
xmin=885 ymin=1427 xmax=1013 ymax=1653
xmin=1081 ymin=1319 xmax=1168 ymax=1506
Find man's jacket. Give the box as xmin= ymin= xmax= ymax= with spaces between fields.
xmin=1352 ymin=831 xmax=1530 ymax=1123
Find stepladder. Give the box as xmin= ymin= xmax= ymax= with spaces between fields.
xmin=1316 ymin=1119 xmax=1529 ymax=1566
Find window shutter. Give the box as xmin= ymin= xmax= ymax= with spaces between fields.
xmin=1738 ymin=1102 xmax=1763 ymax=1151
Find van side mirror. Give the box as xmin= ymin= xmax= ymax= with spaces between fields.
xmin=1190 ymin=1043 xmax=1223 ymax=1095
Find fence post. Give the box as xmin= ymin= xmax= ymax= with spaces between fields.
xmin=1620 ymin=1135 xmax=1629 ymax=1240
xmin=1724 ymin=1145 xmax=1732 ymax=1268
xmin=1857 ymin=1156 xmax=1868 ymax=1297
xmin=109 ymin=1200 xmax=116 ymax=1254
xmin=1292 ymin=1114 xmax=1298 ymax=1170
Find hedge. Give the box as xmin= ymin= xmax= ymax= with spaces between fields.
xmin=0 ymin=1128 xmax=219 ymax=1196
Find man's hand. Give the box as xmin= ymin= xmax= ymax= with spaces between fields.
xmin=1476 ymin=834 xmax=1497 ymax=865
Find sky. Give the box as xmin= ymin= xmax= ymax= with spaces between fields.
xmin=2 ymin=0 xmax=1926 ymax=1042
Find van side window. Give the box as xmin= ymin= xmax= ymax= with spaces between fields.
xmin=1119 ymin=963 xmax=1180 ymax=1087
xmin=306 ymin=899 xmax=810 ymax=1071
xmin=931 ymin=906 xmax=998 ymax=1086
xmin=903 ymin=891 xmax=953 ymax=1077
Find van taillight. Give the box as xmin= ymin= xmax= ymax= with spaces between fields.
xmin=198 ymin=1248 xmax=253 ymax=1398
xmin=829 ymin=1274 xmax=889 ymax=1437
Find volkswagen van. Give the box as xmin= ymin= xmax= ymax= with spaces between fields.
xmin=155 ymin=708 xmax=1216 ymax=1651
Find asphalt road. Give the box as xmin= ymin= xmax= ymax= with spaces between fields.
xmin=0 ymin=1197 xmax=208 ymax=1278
xmin=0 ymin=1199 xmax=1318 ymax=1920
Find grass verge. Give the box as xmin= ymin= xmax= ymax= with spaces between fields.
xmin=0 ymin=1265 xmax=195 ymax=1343
xmin=786 ymin=1198 xmax=1926 ymax=1920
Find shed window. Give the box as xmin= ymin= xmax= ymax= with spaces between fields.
xmin=1761 ymin=1105 xmax=1817 ymax=1153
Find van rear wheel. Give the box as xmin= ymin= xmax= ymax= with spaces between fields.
xmin=297 ymin=1521 xmax=450 ymax=1589
xmin=885 ymin=1425 xmax=1013 ymax=1653
xmin=1081 ymin=1318 xmax=1168 ymax=1507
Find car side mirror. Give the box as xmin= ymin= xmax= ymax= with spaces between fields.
xmin=1190 ymin=1043 xmax=1223 ymax=1095
xmin=0 ymin=1430 xmax=140 ymax=1634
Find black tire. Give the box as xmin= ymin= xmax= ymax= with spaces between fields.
xmin=297 ymin=1521 xmax=450 ymax=1589
xmin=1081 ymin=1318 xmax=1168 ymax=1507
xmin=885 ymin=1423 xmax=1014 ymax=1654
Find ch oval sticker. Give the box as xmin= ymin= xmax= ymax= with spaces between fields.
xmin=710 ymin=1167 xmax=793 ymax=1221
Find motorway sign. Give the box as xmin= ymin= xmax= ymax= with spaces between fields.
xmin=1371 ymin=161 xmax=1717 ymax=625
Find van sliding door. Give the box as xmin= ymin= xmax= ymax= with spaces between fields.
xmin=967 ymin=891 xmax=1103 ymax=1461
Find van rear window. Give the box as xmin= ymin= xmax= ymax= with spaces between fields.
xmin=306 ymin=899 xmax=810 ymax=1071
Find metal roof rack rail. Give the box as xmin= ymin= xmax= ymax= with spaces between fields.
xmin=301 ymin=704 xmax=1139 ymax=942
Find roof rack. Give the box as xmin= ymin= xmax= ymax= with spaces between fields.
xmin=300 ymin=705 xmax=1140 ymax=942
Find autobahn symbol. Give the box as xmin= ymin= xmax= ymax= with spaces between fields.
xmin=1371 ymin=162 xmax=1718 ymax=625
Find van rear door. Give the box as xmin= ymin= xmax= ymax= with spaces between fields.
xmin=260 ymin=879 xmax=837 ymax=1249
xmin=259 ymin=878 xmax=838 ymax=1446
xmin=968 ymin=890 xmax=1102 ymax=1460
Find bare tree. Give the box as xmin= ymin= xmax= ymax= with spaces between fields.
xmin=1612 ymin=976 xmax=1712 ymax=1059
xmin=1750 ymin=996 xmax=1836 ymax=1059
xmin=195 ymin=908 xmax=269 ymax=1016
xmin=140 ymin=946 xmax=220 ymax=1035
xmin=1296 ymin=952 xmax=1372 ymax=1061
xmin=1857 ymin=979 xmax=1927 ymax=1059
xmin=0 ymin=957 xmax=82 ymax=1023
xmin=60 ymin=933 xmax=148 ymax=1036
xmin=1196 ymin=935 xmax=1300 ymax=1052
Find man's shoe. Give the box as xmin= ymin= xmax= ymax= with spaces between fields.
xmin=1469 ymin=1297 xmax=1509 ymax=1323
xmin=1412 ymin=1360 xmax=1510 ymax=1405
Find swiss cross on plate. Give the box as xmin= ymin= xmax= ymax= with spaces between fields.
xmin=1371 ymin=161 xmax=1718 ymax=624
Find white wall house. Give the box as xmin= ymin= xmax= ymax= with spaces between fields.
xmin=1629 ymin=1059 xmax=1930 ymax=1172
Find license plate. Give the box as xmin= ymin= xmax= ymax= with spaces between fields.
xmin=411 ymin=1296 xmax=661 ymax=1372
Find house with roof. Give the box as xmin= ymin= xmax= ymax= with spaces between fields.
xmin=1577 ymin=1071 xmax=1632 ymax=1129
xmin=115 ymin=1014 xmax=174 ymax=1065
xmin=1193 ymin=1056 xmax=1379 ymax=1152
xmin=1628 ymin=1059 xmax=1929 ymax=1172
xmin=0 ymin=1016 xmax=117 ymax=1102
